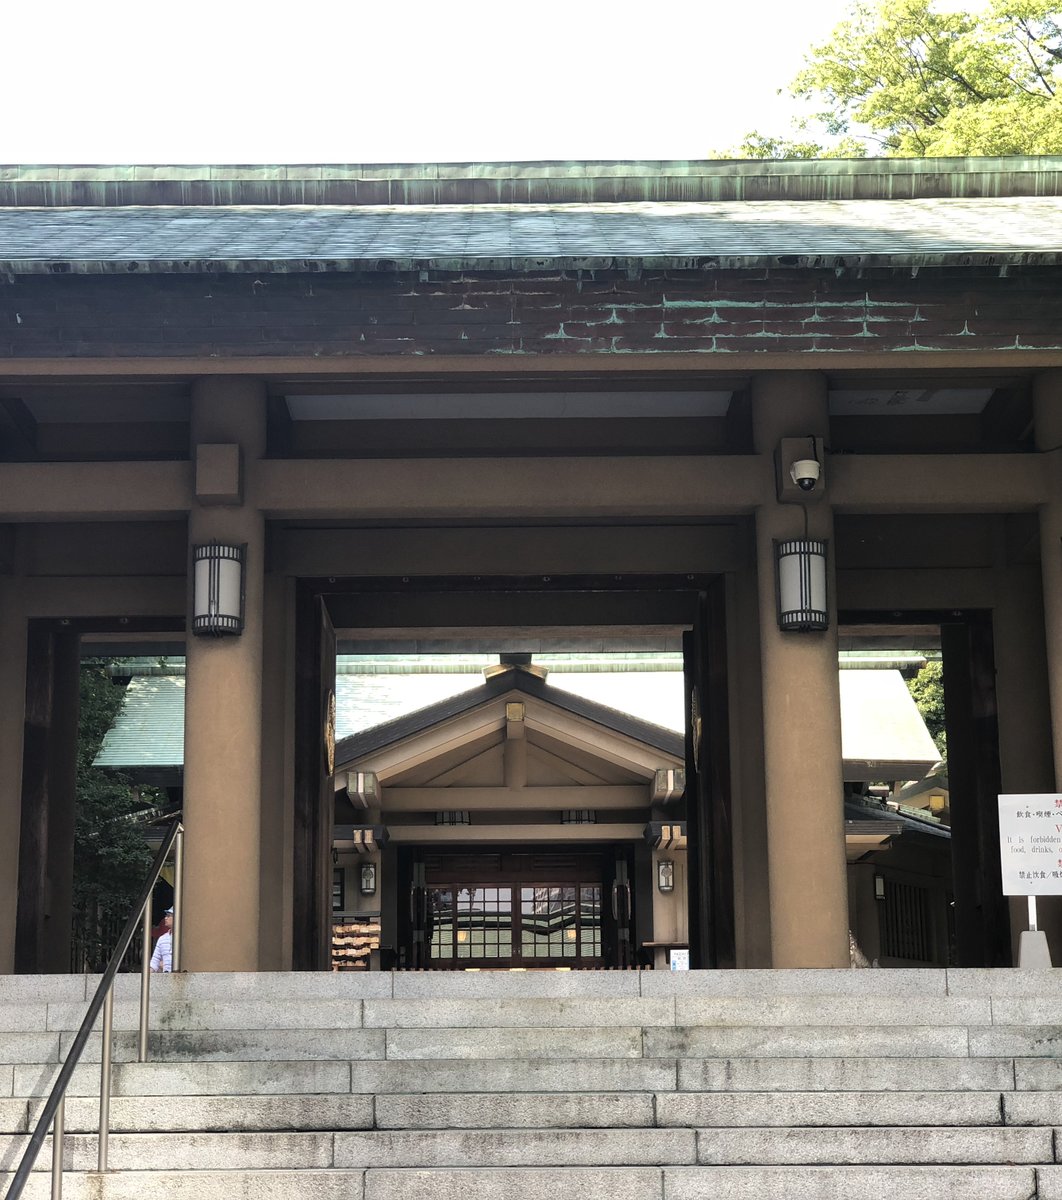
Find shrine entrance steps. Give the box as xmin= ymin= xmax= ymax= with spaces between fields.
xmin=2 ymin=968 xmax=1061 ymax=1199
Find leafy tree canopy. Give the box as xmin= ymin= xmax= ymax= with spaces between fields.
xmin=725 ymin=0 xmax=1062 ymax=158
xmin=74 ymin=662 xmax=154 ymax=932
xmin=907 ymin=659 xmax=947 ymax=760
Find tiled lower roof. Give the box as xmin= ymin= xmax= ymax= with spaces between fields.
xmin=95 ymin=667 xmax=937 ymax=784
xmin=4 ymin=197 xmax=1062 ymax=274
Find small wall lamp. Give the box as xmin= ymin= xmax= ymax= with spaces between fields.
xmin=192 ymin=541 xmax=246 ymax=636
xmin=874 ymin=874 xmax=886 ymax=902
xmin=360 ymin=863 xmax=377 ymax=896
xmin=775 ymin=538 xmax=829 ymax=632
xmin=657 ymin=860 xmax=675 ymax=893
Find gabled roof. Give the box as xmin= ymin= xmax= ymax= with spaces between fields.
xmin=897 ymin=771 xmax=950 ymax=803
xmin=844 ymin=797 xmax=951 ymax=841
xmin=840 ymin=670 xmax=941 ymax=783
xmin=335 ymin=666 xmax=684 ymax=767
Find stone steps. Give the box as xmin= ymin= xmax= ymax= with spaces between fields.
xmin=7 ymin=1087 xmax=1058 ymax=1134
xmin=5 ymin=1054 xmax=1034 ymax=1096
xmin=2 ymin=1124 xmax=1060 ymax=1169
xmin=1 ymin=968 xmax=1061 ymax=1198
xmin=2 ymin=1166 xmax=1061 ymax=1200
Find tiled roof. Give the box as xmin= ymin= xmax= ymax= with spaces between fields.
xmin=4 ymin=197 xmax=1062 ymax=274
xmin=95 ymin=676 xmax=186 ymax=769
xmin=94 ymin=669 xmax=685 ymax=770
xmin=335 ymin=669 xmax=685 ymax=765
xmin=839 ymin=670 xmax=941 ymax=780
xmin=95 ymin=666 xmax=937 ymax=786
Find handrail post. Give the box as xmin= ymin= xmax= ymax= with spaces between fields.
xmin=138 ymin=900 xmax=152 ymax=1063
xmin=172 ymin=823 xmax=185 ymax=972
xmin=98 ymin=986 xmax=113 ymax=1173
xmin=5 ymin=816 xmax=183 ymax=1200
xmin=50 ymin=1094 xmax=64 ymax=1200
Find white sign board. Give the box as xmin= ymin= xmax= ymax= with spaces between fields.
xmin=998 ymin=794 xmax=1062 ymax=896
xmin=669 ymin=949 xmax=690 ymax=972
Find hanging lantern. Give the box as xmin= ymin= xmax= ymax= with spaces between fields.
xmin=775 ymin=538 xmax=828 ymax=631
xmin=192 ymin=542 xmax=246 ymax=636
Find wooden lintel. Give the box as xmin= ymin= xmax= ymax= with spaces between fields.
xmin=2 ymin=349 xmax=1062 ymax=380
xmin=383 ymin=785 xmax=649 ymax=813
xmin=257 ymin=456 xmax=764 ymax=521
xmin=831 ymin=453 xmax=1045 ymax=513
xmin=386 ymin=822 xmax=646 ymax=843
xmin=0 ymin=461 xmax=192 ymax=520
xmin=0 ymin=449 xmax=1045 ymax=523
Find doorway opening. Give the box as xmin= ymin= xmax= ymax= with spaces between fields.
xmin=412 ymin=848 xmax=617 ymax=969
xmin=840 ymin=611 xmax=1011 ymax=969
xmin=293 ymin=574 xmax=733 ymax=972
xmin=14 ymin=619 xmax=185 ymax=975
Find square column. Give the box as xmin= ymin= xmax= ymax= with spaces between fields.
xmin=1034 ymin=372 xmax=1062 ymax=779
xmin=0 ymin=574 xmax=26 ymax=973
xmin=752 ymin=372 xmax=849 ymax=969
xmin=1030 ymin=371 xmax=1062 ymax=959
xmin=182 ymin=378 xmax=267 ymax=972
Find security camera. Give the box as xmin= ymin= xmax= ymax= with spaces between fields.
xmin=790 ymin=458 xmax=821 ymax=492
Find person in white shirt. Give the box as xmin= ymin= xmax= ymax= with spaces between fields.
xmin=150 ymin=908 xmax=173 ymax=973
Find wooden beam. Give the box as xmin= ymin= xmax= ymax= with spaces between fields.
xmin=0 ymin=462 xmax=192 ymax=520
xmin=278 ymin=525 xmax=748 ymax=580
xmin=3 ymin=348 xmax=1062 ymax=379
xmin=386 ymin=823 xmax=646 ymax=843
xmin=382 ymin=786 xmax=650 ymax=812
xmin=831 ymin=454 xmax=1045 ymax=513
xmin=258 ymin=456 xmax=764 ymax=521
xmin=22 ymin=578 xmax=185 ymax=620
xmin=356 ymin=713 xmax=507 ymax=781
xmin=524 ymin=713 xmax=678 ymax=777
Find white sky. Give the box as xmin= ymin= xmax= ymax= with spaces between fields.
xmin=1 ymin=0 xmax=858 ymax=164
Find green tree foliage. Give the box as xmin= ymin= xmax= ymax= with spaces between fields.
xmin=727 ymin=0 xmax=1062 ymax=158
xmin=907 ymin=659 xmax=947 ymax=760
xmin=73 ymin=662 xmax=153 ymax=957
xmin=728 ymin=131 xmax=869 ymax=159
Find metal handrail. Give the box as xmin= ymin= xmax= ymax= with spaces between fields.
xmin=5 ymin=817 xmax=185 ymax=1200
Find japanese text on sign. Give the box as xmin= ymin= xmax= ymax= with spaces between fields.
xmin=998 ymin=794 xmax=1062 ymax=896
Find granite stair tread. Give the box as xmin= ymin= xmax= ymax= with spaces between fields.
xmin=1 ymin=970 xmax=1060 ymax=1198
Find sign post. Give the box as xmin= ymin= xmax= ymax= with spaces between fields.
xmin=998 ymin=794 xmax=1060 ymax=968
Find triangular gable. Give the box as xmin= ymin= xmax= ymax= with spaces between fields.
xmin=337 ymin=668 xmax=683 ymax=790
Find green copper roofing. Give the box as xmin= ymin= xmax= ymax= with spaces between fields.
xmin=2 ymin=156 xmax=1062 ymax=208
xmin=4 ymin=195 xmax=1061 ymax=276
xmin=95 ymin=676 xmax=185 ymax=769
xmin=95 ymin=663 xmax=938 ymax=777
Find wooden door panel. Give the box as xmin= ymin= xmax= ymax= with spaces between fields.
xmin=293 ymin=591 xmax=336 ymax=970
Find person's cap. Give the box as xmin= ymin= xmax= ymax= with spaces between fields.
xmin=164 ymin=907 xmax=173 ymax=914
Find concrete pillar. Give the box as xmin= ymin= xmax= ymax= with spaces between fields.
xmin=259 ymin=571 xmax=293 ymax=970
xmin=0 ymin=573 xmax=26 ymax=973
xmin=752 ymin=372 xmax=849 ymax=969
xmin=1031 ymin=373 xmax=1062 ymax=959
xmin=182 ymin=378 xmax=267 ymax=971
xmin=727 ymin=560 xmax=772 ymax=967
xmin=1034 ymin=371 xmax=1062 ymax=779
xmin=992 ymin=541 xmax=1060 ymax=961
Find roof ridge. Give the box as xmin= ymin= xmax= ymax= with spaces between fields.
xmin=4 ymin=156 xmax=1062 ymax=207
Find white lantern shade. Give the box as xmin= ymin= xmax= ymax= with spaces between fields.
xmin=192 ymin=542 xmax=246 ymax=636
xmin=776 ymin=538 xmax=828 ymax=631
